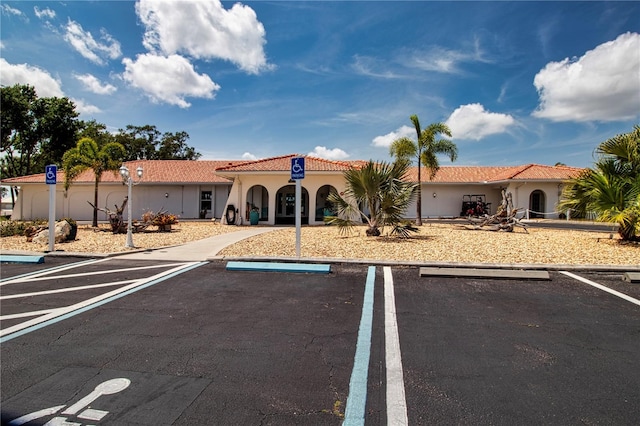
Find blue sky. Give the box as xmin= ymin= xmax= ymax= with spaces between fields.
xmin=1 ymin=1 xmax=639 ymax=168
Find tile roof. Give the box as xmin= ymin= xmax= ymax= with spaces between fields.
xmin=1 ymin=157 xmax=586 ymax=185
xmin=1 ymin=160 xmax=238 ymax=185
xmin=404 ymin=164 xmax=584 ymax=183
xmin=214 ymin=154 xmax=358 ymax=173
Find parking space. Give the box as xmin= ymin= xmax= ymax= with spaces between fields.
xmin=1 ymin=259 xmax=639 ymax=425
xmin=1 ymin=258 xmax=206 ymax=338
xmin=1 ymin=261 xmax=369 ymax=425
xmin=393 ymin=268 xmax=640 ymax=424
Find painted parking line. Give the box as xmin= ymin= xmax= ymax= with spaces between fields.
xmin=384 ymin=266 xmax=408 ymax=425
xmin=0 ymin=258 xmax=108 ymax=283
xmin=0 ymin=279 xmax=138 ymax=301
xmin=0 ymin=262 xmax=192 ymax=286
xmin=343 ymin=266 xmax=376 ymax=426
xmin=0 ymin=261 xmax=207 ymax=343
xmin=560 ymin=271 xmax=640 ymax=306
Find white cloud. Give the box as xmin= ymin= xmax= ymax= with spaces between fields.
xmin=406 ymin=38 xmax=488 ymax=74
xmin=122 ymin=53 xmax=220 ymax=108
xmin=308 ymin=146 xmax=350 ymax=160
xmin=241 ymin=152 xmax=258 ymax=160
xmin=0 ymin=58 xmax=64 ymax=97
xmin=1 ymin=4 xmax=25 ymax=18
xmin=136 ymin=0 xmax=273 ymax=74
xmin=0 ymin=59 xmax=101 ymax=113
xmin=532 ymin=32 xmax=640 ymax=122
xmin=34 ymin=6 xmax=56 ymax=19
xmin=446 ymin=103 xmax=515 ymax=140
xmin=64 ymin=19 xmax=122 ymax=65
xmin=371 ymin=125 xmax=415 ymax=148
xmin=72 ymin=98 xmax=101 ymax=115
xmin=351 ymin=55 xmax=402 ymax=79
xmin=74 ymin=73 xmax=117 ymax=95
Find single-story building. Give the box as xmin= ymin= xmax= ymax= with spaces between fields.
xmin=0 ymin=154 xmax=584 ymax=224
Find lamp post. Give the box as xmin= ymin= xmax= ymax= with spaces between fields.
xmin=119 ymin=164 xmax=143 ymax=248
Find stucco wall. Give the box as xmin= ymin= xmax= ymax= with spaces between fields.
xmin=222 ymin=173 xmax=349 ymax=225
xmin=11 ymin=183 xmax=232 ymax=222
xmin=10 ymin=179 xmax=570 ymax=222
xmin=404 ymin=184 xmax=503 ymax=219
xmin=505 ymin=182 xmax=565 ymax=218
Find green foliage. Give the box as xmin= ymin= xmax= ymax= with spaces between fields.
xmin=327 ymin=160 xmax=418 ymax=237
xmin=1 ymin=84 xmax=81 ymax=177
xmin=114 ymin=125 xmax=201 ymax=160
xmin=389 ymin=114 xmax=457 ymax=225
xmin=0 ymin=219 xmax=46 ymax=237
xmin=62 ymin=137 xmax=127 ymax=227
xmin=559 ymin=125 xmax=640 ymax=241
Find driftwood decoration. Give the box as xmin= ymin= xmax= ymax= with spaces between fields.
xmin=88 ymin=197 xmax=129 ymax=234
xmin=464 ymin=190 xmax=529 ymax=233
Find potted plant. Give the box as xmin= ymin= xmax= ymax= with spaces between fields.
xmin=249 ymin=206 xmax=260 ymax=225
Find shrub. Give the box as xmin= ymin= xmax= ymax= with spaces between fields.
xmin=0 ymin=219 xmax=47 ymax=237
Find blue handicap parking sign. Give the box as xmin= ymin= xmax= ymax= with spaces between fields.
xmin=291 ymin=157 xmax=305 ymax=180
xmin=45 ymin=165 xmax=57 ymax=185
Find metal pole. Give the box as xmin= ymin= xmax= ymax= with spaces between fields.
xmin=48 ymin=184 xmax=55 ymax=252
xmin=125 ymin=176 xmax=134 ymax=248
xmin=295 ymin=178 xmax=301 ymax=257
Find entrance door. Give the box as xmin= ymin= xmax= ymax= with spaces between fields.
xmin=529 ymin=190 xmax=545 ymax=218
xmin=276 ymin=185 xmax=308 ymax=225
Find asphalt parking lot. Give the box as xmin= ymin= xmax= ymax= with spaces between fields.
xmin=1 ymin=257 xmax=639 ymax=425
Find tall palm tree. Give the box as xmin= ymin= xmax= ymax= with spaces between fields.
xmin=390 ymin=115 xmax=457 ymax=225
xmin=326 ymin=160 xmax=418 ymax=237
xmin=559 ymin=126 xmax=640 ymax=241
xmin=62 ymin=137 xmax=126 ymax=227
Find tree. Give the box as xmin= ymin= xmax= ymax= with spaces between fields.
xmin=1 ymin=84 xmax=81 ymax=177
xmin=62 ymin=137 xmax=126 ymax=227
xmin=114 ymin=125 xmax=201 ymax=160
xmin=389 ymin=115 xmax=457 ymax=226
xmin=559 ymin=126 xmax=640 ymax=241
xmin=326 ymin=160 xmax=418 ymax=237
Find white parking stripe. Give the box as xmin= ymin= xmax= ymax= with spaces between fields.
xmin=383 ymin=267 xmax=408 ymax=425
xmin=0 ymin=262 xmax=190 ymax=286
xmin=0 ymin=280 xmax=138 ymax=300
xmin=560 ymin=271 xmax=640 ymax=306
xmin=0 ymin=261 xmax=204 ymax=340
xmin=1 ymin=308 xmax=61 ymax=321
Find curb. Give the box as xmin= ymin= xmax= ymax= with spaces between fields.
xmin=213 ymin=255 xmax=640 ymax=273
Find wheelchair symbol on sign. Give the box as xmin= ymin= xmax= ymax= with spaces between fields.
xmin=46 ymin=169 xmax=56 ymax=180
xmin=292 ymin=159 xmax=303 ymax=174
xmin=8 ymin=378 xmax=130 ymax=425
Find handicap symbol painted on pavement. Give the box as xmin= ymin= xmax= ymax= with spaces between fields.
xmin=8 ymin=378 xmax=130 ymax=425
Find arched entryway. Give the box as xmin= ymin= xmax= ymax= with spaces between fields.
xmin=246 ymin=185 xmax=269 ymax=222
xmin=275 ymin=184 xmax=309 ymax=225
xmin=315 ymin=185 xmax=337 ymax=221
xmin=529 ymin=190 xmax=546 ymax=218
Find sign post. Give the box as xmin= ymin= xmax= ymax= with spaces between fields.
xmin=45 ymin=165 xmax=57 ymax=252
xmin=291 ymin=158 xmax=305 ymax=257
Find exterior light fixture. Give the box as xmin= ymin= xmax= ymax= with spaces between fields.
xmin=120 ymin=164 xmax=143 ymax=248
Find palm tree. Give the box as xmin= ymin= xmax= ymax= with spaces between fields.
xmin=326 ymin=160 xmax=418 ymax=237
xmin=62 ymin=137 xmax=126 ymax=227
xmin=559 ymin=126 xmax=640 ymax=241
xmin=390 ymin=115 xmax=457 ymax=226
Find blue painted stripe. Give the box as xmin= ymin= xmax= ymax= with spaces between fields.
xmin=0 ymin=255 xmax=44 ymax=264
xmin=343 ymin=265 xmax=376 ymax=425
xmin=0 ymin=261 xmax=207 ymax=343
xmin=0 ymin=258 xmax=100 ymax=283
xmin=226 ymin=261 xmax=330 ymax=274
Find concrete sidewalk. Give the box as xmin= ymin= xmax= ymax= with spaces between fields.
xmin=116 ymin=227 xmax=277 ymax=261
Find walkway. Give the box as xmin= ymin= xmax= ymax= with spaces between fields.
xmin=117 ymin=227 xmax=277 ymax=261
